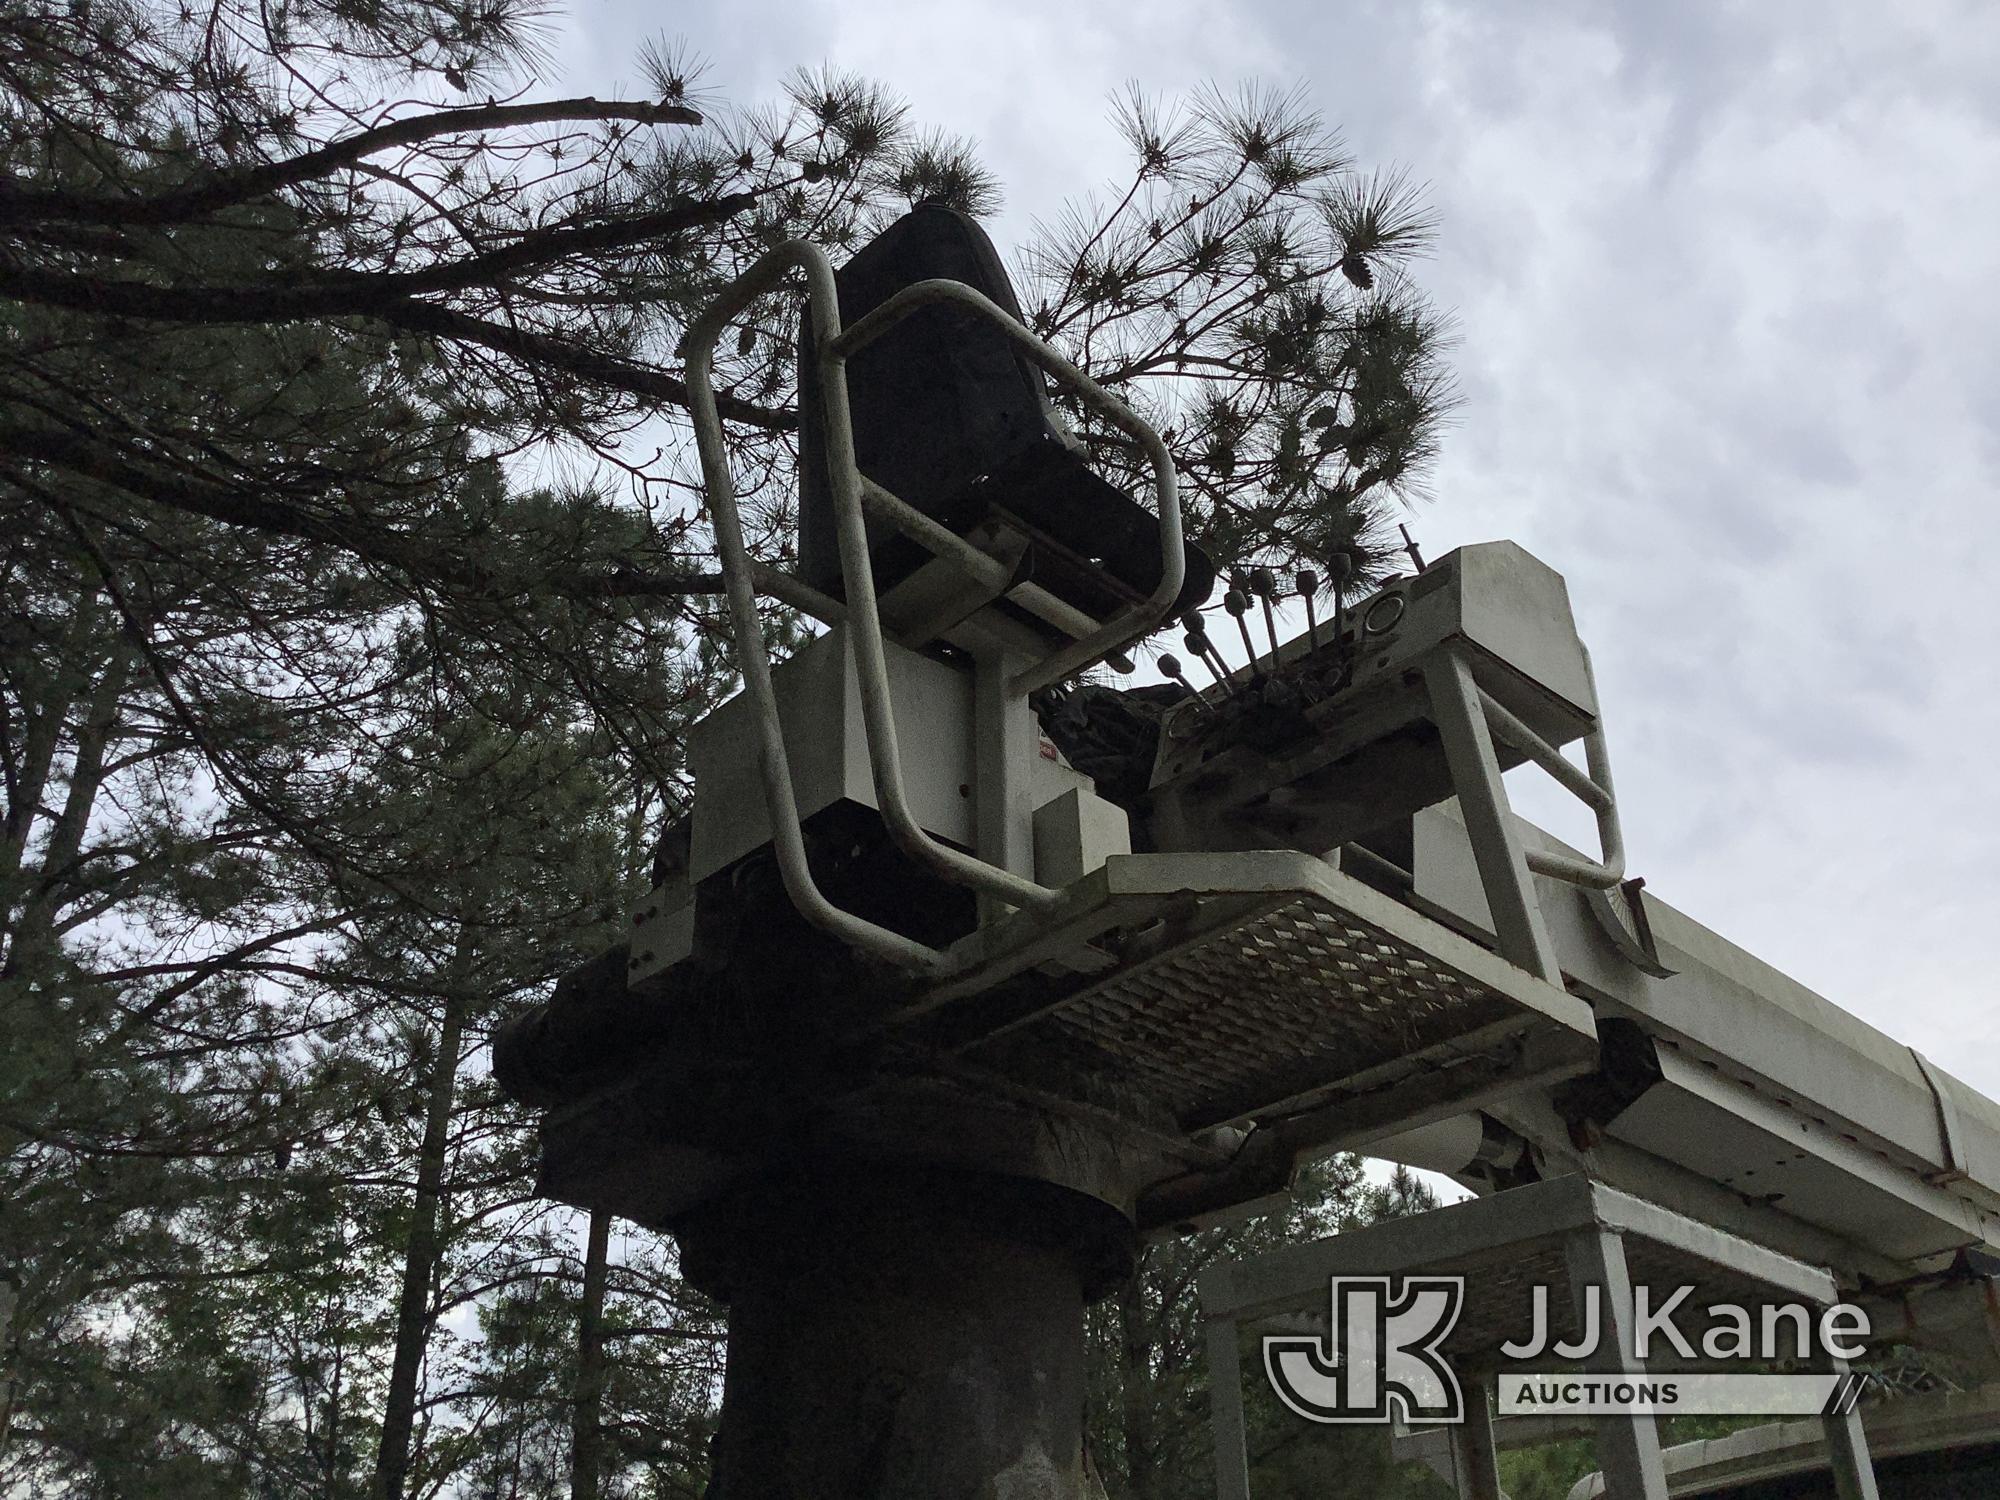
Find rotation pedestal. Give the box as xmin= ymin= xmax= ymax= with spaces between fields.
xmin=678 ymin=1166 xmax=1129 ymax=1500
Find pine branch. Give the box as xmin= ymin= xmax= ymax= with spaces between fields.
xmin=382 ymin=298 xmax=795 ymax=432
xmin=0 ymin=190 xmax=741 ymax=315
xmin=0 ymin=97 xmax=704 ymax=229
xmin=7 ymin=423 xmax=730 ymax=598
xmin=0 ymin=253 xmax=796 ymax=430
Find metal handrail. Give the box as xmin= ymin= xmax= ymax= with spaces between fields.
xmin=684 ymin=242 xmax=942 ymax=969
xmin=1474 ymin=650 xmax=1626 ymax=892
xmin=683 ymin=240 xmax=1191 ymax=967
xmin=794 ymin=256 xmax=1060 ymax=909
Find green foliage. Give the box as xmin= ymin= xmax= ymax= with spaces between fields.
xmin=461 ymin=1238 xmax=721 ymax=1498
xmin=2 ymin=0 xmax=1458 ymax=1491
xmin=1025 ymin=85 xmax=1456 ymax=588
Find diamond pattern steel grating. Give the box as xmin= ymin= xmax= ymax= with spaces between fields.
xmin=1020 ymin=888 xmax=1524 ymax=1129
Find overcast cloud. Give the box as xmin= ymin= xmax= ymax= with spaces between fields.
xmin=553 ymin=2 xmax=2000 ymax=1087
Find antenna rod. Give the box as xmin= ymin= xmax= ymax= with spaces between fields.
xmin=1330 ymin=553 xmax=1354 ymax=645
xmin=1159 ymin=653 xmax=1218 ymax=715
xmin=1296 ymin=570 xmax=1321 ymax=652
xmin=1250 ymin=567 xmax=1283 ymax=662
xmin=1399 ymin=523 xmax=1426 ymax=573
xmin=1224 ymin=587 xmax=1260 ymax=673
xmin=1180 ymin=614 xmax=1241 ymax=698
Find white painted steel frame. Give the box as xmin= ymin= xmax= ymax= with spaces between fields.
xmin=1424 ymin=649 xmax=1564 ymax=983
xmin=1200 ymin=1176 xmax=1838 ymax=1325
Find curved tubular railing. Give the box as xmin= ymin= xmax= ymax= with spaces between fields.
xmin=687 ymin=241 xmax=1195 ymax=967
xmin=684 ymin=244 xmax=943 ymax=970
xmin=790 ymin=256 xmax=1063 ymax=915
xmin=827 ymin=277 xmax=1186 ymax=696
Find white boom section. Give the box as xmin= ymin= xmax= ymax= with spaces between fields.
xmin=1376 ymin=801 xmax=2000 ymax=1286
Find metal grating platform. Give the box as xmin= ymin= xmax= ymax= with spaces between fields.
xmin=925 ymin=851 xmax=1602 ymax=1144
xmin=1041 ymin=893 xmax=1525 ymax=1127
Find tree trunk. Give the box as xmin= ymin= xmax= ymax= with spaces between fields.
xmin=6 ymin=645 xmax=128 ymax=972
xmin=1116 ymin=1272 xmax=1156 ymax=1500
xmin=0 ymin=1275 xmax=18 ymax=1461
xmin=0 ymin=591 xmax=100 ymax=952
xmin=371 ymin=967 xmax=470 ymax=1500
xmin=571 ymin=1207 xmax=612 ymax=1500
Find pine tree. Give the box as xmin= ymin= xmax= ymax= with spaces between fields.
xmin=4 ymin=0 xmax=1458 ymax=1491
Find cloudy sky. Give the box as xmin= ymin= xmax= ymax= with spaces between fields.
xmin=551 ymin=2 xmax=2000 ymax=1089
